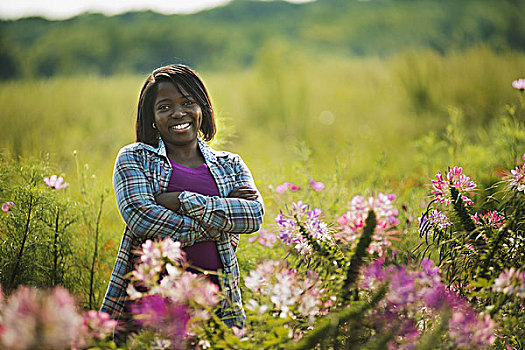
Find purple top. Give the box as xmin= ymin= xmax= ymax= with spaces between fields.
xmin=167 ymin=159 xmax=223 ymax=285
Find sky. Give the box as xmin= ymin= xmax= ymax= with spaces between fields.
xmin=0 ymin=0 xmax=314 ymax=20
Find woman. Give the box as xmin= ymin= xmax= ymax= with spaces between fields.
xmin=100 ymin=64 xmax=264 ymax=336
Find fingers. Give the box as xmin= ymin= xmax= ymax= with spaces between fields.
xmin=228 ymin=186 xmax=258 ymax=200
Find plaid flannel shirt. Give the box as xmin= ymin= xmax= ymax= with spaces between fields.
xmin=100 ymin=139 xmax=264 ymax=328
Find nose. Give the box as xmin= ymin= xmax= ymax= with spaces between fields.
xmin=172 ymin=105 xmax=186 ymax=118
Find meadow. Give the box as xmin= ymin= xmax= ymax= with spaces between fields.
xmin=0 ymin=47 xmax=524 ymax=348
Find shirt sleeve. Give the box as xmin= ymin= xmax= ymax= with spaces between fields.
xmin=113 ymin=146 xmax=220 ymax=245
xmin=177 ymin=154 xmax=265 ymax=234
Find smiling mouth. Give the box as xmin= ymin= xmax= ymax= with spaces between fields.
xmin=170 ymin=122 xmax=191 ymax=131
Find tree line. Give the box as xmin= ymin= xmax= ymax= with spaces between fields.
xmin=0 ymin=0 xmax=524 ymax=79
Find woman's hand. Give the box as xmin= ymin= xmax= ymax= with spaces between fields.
xmin=228 ymin=186 xmax=258 ymax=200
xmin=155 ymin=192 xmax=182 ymax=211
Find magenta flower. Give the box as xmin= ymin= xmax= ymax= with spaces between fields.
xmin=131 ymin=294 xmax=190 ymax=347
xmin=248 ymin=229 xmax=278 ymax=248
xmin=449 ymin=310 xmax=496 ymax=348
xmin=275 ymin=182 xmax=299 ymax=194
xmin=127 ymin=237 xmax=219 ymax=334
xmin=43 ymin=175 xmax=68 ymax=190
xmin=385 ymin=267 xmax=417 ymax=307
xmin=309 ymin=178 xmax=325 ymax=192
xmin=1 ymin=201 xmax=15 ymax=214
xmin=430 ymin=166 xmax=477 ymax=206
xmin=360 ymin=259 xmax=495 ymax=349
xmin=471 ymin=210 xmax=505 ymax=228
xmin=512 ymin=78 xmax=525 ymax=91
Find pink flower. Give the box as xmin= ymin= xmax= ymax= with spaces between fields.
xmin=275 ymin=182 xmax=299 ymax=194
xmin=248 ymin=229 xmax=278 ymax=248
xmin=244 ymin=260 xmax=324 ymax=322
xmin=1 ymin=201 xmax=15 ymax=214
xmin=75 ymin=311 xmax=117 ymax=348
xmin=492 ymin=268 xmax=525 ymax=298
xmin=1 ymin=286 xmax=82 ymax=350
xmin=430 ymin=166 xmax=477 ymax=206
xmin=232 ymin=326 xmax=247 ymax=338
xmin=309 ymin=179 xmax=325 ymax=192
xmin=43 ymin=174 xmax=68 ymax=190
xmin=336 ymin=193 xmax=399 ymax=256
xmin=471 ymin=210 xmax=505 ymax=228
xmin=507 ymin=163 xmax=525 ymax=193
xmin=512 ymin=78 xmax=525 ymax=91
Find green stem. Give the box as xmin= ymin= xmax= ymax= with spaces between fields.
xmin=342 ymin=210 xmax=376 ymax=301
xmin=89 ymin=195 xmax=104 ymax=309
xmin=478 ymin=222 xmax=510 ymax=279
xmin=9 ymin=193 xmax=34 ymax=292
xmin=53 ymin=207 xmax=60 ymax=286
xmin=449 ymin=186 xmax=475 ymax=235
xmin=290 ymin=283 xmax=387 ymax=350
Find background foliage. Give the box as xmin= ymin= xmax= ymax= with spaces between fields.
xmin=0 ymin=0 xmax=524 ymax=79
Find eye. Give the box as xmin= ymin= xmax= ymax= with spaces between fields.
xmin=182 ymin=100 xmax=195 ymax=106
xmin=157 ymin=104 xmax=170 ymax=111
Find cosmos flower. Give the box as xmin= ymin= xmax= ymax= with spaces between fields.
xmin=309 ymin=179 xmax=325 ymax=192
xmin=1 ymin=201 xmax=15 ymax=214
xmin=511 ymin=78 xmax=525 ymax=91
xmin=43 ymin=175 xmax=68 ymax=190
xmin=248 ymin=229 xmax=278 ymax=248
xmin=275 ymin=182 xmax=300 ymax=194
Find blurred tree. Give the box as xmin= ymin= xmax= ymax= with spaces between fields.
xmin=0 ymin=0 xmax=523 ymax=79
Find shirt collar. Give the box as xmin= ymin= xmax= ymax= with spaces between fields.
xmin=145 ymin=138 xmax=219 ymax=164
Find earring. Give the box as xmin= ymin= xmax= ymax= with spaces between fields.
xmin=152 ymin=123 xmax=157 ymax=129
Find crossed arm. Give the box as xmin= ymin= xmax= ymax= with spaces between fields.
xmin=156 ymin=186 xmax=257 ymax=211
xmin=155 ymin=155 xmax=264 ymax=235
xmin=113 ymin=147 xmax=264 ymax=247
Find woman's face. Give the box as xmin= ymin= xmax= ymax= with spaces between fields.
xmin=153 ymin=81 xmax=203 ymax=149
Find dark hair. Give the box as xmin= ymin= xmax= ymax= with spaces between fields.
xmin=135 ymin=64 xmax=216 ymax=145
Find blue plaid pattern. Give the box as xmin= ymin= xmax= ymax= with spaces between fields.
xmin=100 ymin=139 xmax=264 ymax=328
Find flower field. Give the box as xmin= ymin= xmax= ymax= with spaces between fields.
xmin=0 ymin=49 xmax=524 ymax=349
